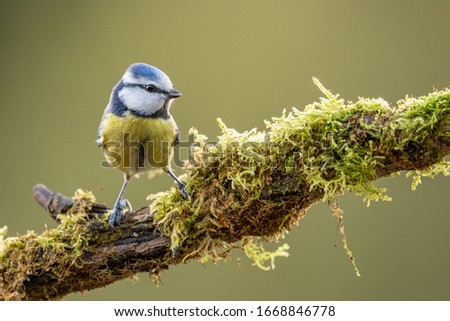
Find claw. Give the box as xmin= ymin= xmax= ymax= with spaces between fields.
xmin=108 ymin=198 xmax=132 ymax=228
xmin=165 ymin=169 xmax=190 ymax=200
xmin=120 ymin=198 xmax=133 ymax=213
xmin=177 ymin=181 xmax=190 ymax=199
xmin=172 ymin=245 xmax=180 ymax=257
xmin=108 ymin=206 xmax=122 ymax=229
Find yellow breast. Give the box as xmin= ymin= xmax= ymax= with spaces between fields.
xmin=99 ymin=113 xmax=177 ymax=176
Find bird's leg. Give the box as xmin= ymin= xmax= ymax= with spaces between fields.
xmin=109 ymin=174 xmax=132 ymax=228
xmin=165 ymin=168 xmax=190 ymax=199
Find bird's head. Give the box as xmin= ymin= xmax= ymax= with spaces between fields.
xmin=113 ymin=63 xmax=181 ymax=117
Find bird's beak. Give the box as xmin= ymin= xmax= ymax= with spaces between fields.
xmin=168 ymin=88 xmax=182 ymax=99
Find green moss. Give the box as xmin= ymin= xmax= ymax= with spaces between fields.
xmin=267 ymin=80 xmax=392 ymax=206
xmin=407 ymin=161 xmax=450 ymax=190
xmin=2 ymin=82 xmax=448 ymax=298
xmin=330 ymin=198 xmax=361 ymax=276
xmin=0 ymin=226 xmax=10 ymax=261
xmin=0 ymin=190 xmax=105 ymax=299
xmin=151 ymin=80 xmax=449 ymax=274
xmin=243 ymin=239 xmax=289 ymax=271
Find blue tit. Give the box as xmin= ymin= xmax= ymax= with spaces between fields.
xmin=97 ymin=62 xmax=188 ymax=228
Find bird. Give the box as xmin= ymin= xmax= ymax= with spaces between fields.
xmin=96 ymin=62 xmax=188 ymax=228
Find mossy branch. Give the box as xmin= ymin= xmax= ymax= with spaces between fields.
xmin=1 ymin=82 xmax=449 ymax=300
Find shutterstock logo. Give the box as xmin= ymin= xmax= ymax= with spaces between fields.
xmin=99 ymin=132 xmax=325 ymax=171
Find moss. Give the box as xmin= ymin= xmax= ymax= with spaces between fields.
xmin=243 ymin=239 xmax=290 ymax=271
xmin=330 ymin=198 xmax=361 ymax=276
xmin=0 ymin=226 xmax=14 ymax=261
xmin=1 ymin=83 xmax=449 ymax=298
xmin=0 ymin=190 xmax=107 ymax=300
xmin=268 ymin=81 xmax=393 ymax=205
xmin=407 ymin=161 xmax=450 ymax=190
xmin=151 ymin=80 xmax=449 ymax=274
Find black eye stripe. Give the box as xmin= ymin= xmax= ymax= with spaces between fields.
xmin=143 ymin=84 xmax=167 ymax=95
xmin=123 ymin=83 xmax=169 ymax=95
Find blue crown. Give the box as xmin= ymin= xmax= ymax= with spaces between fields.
xmin=127 ymin=63 xmax=164 ymax=82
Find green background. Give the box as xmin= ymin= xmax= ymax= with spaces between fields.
xmin=1 ymin=0 xmax=449 ymax=300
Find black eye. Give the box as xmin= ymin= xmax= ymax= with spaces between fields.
xmin=144 ymin=85 xmax=157 ymax=92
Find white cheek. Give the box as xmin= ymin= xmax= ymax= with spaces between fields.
xmin=119 ymin=87 xmax=164 ymax=115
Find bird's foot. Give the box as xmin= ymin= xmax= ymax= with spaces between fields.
xmin=108 ymin=199 xmax=132 ymax=228
xmin=172 ymin=245 xmax=180 ymax=258
xmin=177 ymin=181 xmax=190 ymax=199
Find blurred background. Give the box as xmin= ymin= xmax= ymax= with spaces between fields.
xmin=1 ymin=0 xmax=449 ymax=300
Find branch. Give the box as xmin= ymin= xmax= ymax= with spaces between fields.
xmin=1 ymin=83 xmax=449 ymax=300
